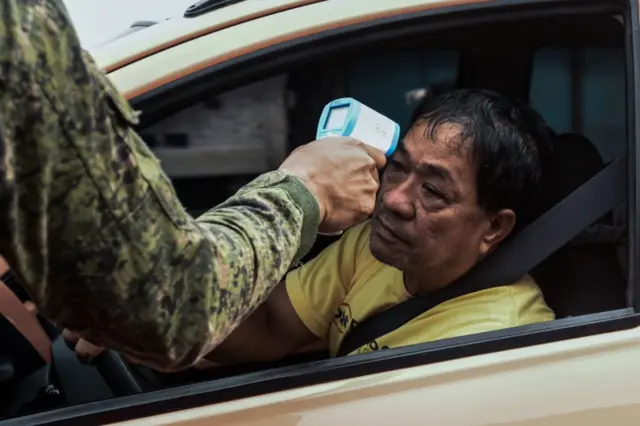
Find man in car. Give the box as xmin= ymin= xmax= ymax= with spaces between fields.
xmin=203 ymin=89 xmax=556 ymax=362
xmin=0 ymin=0 xmax=384 ymax=372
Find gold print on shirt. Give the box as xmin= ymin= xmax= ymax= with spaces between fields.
xmin=333 ymin=303 xmax=353 ymax=334
xmin=355 ymin=339 xmax=391 ymax=355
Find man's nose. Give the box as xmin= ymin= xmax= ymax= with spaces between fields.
xmin=382 ymin=183 xmax=415 ymax=220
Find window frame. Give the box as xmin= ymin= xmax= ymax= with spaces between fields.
xmin=629 ymin=0 xmax=640 ymax=311
xmin=4 ymin=0 xmax=638 ymax=425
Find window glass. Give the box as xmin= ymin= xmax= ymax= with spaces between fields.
xmin=347 ymin=50 xmax=460 ymax=130
xmin=140 ymin=49 xmax=460 ymax=182
xmin=141 ymin=74 xmax=290 ymax=179
xmin=530 ymin=47 xmax=628 ymax=281
xmin=530 ymin=48 xmax=626 ymax=163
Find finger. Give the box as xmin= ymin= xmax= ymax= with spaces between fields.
xmin=75 ymin=339 xmax=105 ymax=363
xmin=0 ymin=256 xmax=9 ymax=273
xmin=358 ymin=143 xmax=387 ymax=169
xmin=62 ymin=329 xmax=81 ymax=344
xmin=62 ymin=329 xmax=81 ymax=351
xmin=363 ymin=195 xmax=377 ymax=216
xmin=370 ymin=168 xmax=380 ymax=184
xmin=23 ymin=301 xmax=38 ymax=315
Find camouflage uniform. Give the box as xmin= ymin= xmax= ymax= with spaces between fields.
xmin=0 ymin=0 xmax=319 ymax=371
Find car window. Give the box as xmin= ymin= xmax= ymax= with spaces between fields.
xmin=346 ymin=50 xmax=460 ymax=129
xmin=140 ymin=75 xmax=290 ymax=216
xmin=530 ymin=47 xmax=626 ymax=163
xmin=140 ymin=50 xmax=460 ymax=216
xmin=3 ymin=7 xmax=637 ymax=424
xmin=141 ymin=74 xmax=290 ymax=176
xmin=529 ymin=45 xmax=628 ymax=265
xmin=527 ymin=45 xmax=628 ymax=315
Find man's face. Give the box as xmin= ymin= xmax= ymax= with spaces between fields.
xmin=369 ymin=121 xmax=515 ymax=293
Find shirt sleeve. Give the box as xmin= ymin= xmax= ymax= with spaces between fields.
xmin=0 ymin=0 xmax=320 ymax=372
xmin=286 ymin=221 xmax=370 ymax=338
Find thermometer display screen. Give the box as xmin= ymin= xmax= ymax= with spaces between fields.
xmin=324 ymin=106 xmax=349 ymax=130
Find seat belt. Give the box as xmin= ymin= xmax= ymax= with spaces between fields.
xmin=336 ymin=155 xmax=627 ymax=357
xmin=0 ymin=279 xmax=52 ymax=364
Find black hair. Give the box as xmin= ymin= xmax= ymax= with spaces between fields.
xmin=408 ymin=88 xmax=554 ymax=232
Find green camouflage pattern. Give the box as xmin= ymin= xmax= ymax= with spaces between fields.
xmin=0 ymin=0 xmax=319 ymax=371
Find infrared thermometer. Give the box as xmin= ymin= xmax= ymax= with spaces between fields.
xmin=315 ymin=99 xmax=399 ymax=237
xmin=316 ymin=98 xmax=400 ymax=157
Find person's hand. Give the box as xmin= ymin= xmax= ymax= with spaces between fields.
xmin=63 ymin=329 xmax=219 ymax=369
xmin=62 ymin=329 xmax=106 ymax=363
xmin=279 ymin=137 xmax=386 ymax=234
xmin=20 ymin=301 xmax=105 ymax=363
xmin=0 ymin=256 xmax=9 ymax=275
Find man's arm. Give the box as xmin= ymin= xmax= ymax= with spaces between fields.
xmin=204 ymin=221 xmax=371 ymax=364
xmin=0 ymin=0 xmax=319 ymax=372
xmin=204 ymin=281 xmax=320 ymax=364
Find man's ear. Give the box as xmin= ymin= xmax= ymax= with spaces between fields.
xmin=479 ymin=209 xmax=516 ymax=256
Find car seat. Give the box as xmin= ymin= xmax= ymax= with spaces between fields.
xmin=531 ymin=132 xmax=627 ymax=318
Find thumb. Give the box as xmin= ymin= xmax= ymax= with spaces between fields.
xmin=62 ymin=329 xmax=81 ymax=344
xmin=359 ymin=143 xmax=387 ymax=169
xmin=75 ymin=338 xmax=106 ymax=363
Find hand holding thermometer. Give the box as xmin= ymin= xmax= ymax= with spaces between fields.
xmin=316 ymin=98 xmax=400 ymax=157
xmin=315 ymin=98 xmax=399 ymax=236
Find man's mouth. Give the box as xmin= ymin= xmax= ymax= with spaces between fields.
xmin=374 ymin=217 xmax=410 ymax=245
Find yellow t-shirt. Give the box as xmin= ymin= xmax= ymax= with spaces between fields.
xmin=286 ymin=220 xmax=555 ymax=357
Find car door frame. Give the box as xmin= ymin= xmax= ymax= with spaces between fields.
xmin=3 ymin=0 xmax=640 ymax=425
xmin=630 ymin=0 xmax=640 ymax=311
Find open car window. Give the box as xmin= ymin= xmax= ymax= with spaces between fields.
xmin=1 ymin=1 xmax=638 ymax=424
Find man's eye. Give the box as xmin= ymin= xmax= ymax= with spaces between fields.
xmin=422 ymin=184 xmax=443 ymax=198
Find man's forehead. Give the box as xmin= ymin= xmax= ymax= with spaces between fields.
xmin=400 ymin=121 xmax=469 ymax=162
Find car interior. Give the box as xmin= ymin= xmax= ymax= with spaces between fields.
xmin=0 ymin=8 xmax=632 ymax=422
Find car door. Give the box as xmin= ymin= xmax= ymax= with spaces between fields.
xmin=4 ymin=0 xmax=640 ymax=425
xmin=105 ymin=1 xmax=640 ymax=422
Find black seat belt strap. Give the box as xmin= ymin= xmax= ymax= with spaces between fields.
xmin=0 ymin=269 xmax=29 ymax=302
xmin=336 ymin=156 xmax=626 ymax=357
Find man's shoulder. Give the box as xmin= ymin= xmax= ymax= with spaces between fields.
xmin=340 ymin=219 xmax=380 ymax=267
xmin=286 ymin=219 xmax=378 ymax=282
xmin=504 ymin=274 xmax=546 ymax=301
xmin=467 ymin=275 xmax=554 ymax=325
xmin=466 ymin=274 xmax=542 ymax=300
xmin=438 ymin=275 xmax=553 ymax=322
xmin=321 ymin=219 xmax=373 ymax=258
xmin=342 ymin=219 xmax=373 ymax=241
xmin=506 ymin=275 xmax=555 ymax=324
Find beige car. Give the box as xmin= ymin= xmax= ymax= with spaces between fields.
xmin=1 ymin=0 xmax=640 ymax=424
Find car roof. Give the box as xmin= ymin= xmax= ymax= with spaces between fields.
xmin=99 ymin=0 xmax=496 ymax=99
xmin=93 ymin=0 xmax=496 ymax=76
xmin=92 ymin=0 xmax=326 ymax=73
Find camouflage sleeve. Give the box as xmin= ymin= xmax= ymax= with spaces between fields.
xmin=0 ymin=0 xmax=320 ymax=371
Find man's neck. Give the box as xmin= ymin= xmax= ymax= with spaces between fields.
xmin=403 ymin=272 xmax=445 ymax=297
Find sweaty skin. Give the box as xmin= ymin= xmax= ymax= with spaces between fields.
xmin=0 ymin=0 xmax=319 ymax=372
